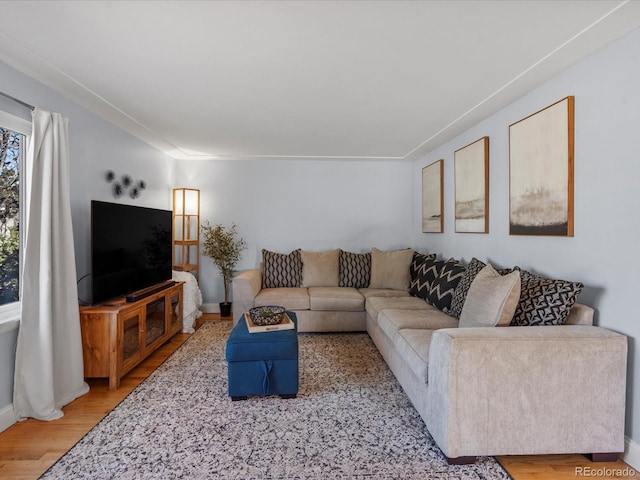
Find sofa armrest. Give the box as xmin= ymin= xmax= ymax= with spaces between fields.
xmin=426 ymin=325 xmax=627 ymax=459
xmin=565 ymin=302 xmax=594 ymax=325
xmin=232 ymin=269 xmax=262 ymax=325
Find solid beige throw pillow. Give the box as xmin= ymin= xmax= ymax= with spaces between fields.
xmin=300 ymin=249 xmax=340 ymax=287
xmin=369 ymin=248 xmax=414 ymax=290
xmin=459 ymin=264 xmax=521 ymax=328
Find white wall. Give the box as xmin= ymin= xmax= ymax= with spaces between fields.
xmin=174 ymin=158 xmax=413 ymax=305
xmin=413 ymin=27 xmax=640 ymax=457
xmin=0 ymin=60 xmax=173 ymax=421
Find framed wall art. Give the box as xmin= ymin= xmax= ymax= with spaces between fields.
xmin=421 ymin=159 xmax=443 ymax=233
xmin=454 ymin=137 xmax=489 ymax=233
xmin=509 ymin=96 xmax=574 ymax=236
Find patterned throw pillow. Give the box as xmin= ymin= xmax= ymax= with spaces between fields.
xmin=510 ymin=268 xmax=584 ymax=326
xmin=262 ymin=249 xmax=303 ymax=288
xmin=339 ymin=250 xmax=371 ymax=288
xmin=409 ymin=252 xmax=439 ymax=299
xmin=428 ymin=258 xmax=466 ymax=311
xmin=447 ymin=257 xmax=486 ymax=319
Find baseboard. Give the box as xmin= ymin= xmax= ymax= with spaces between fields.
xmin=624 ymin=436 xmax=640 ymax=471
xmin=0 ymin=403 xmax=16 ymax=433
xmin=201 ymin=303 xmax=220 ymax=314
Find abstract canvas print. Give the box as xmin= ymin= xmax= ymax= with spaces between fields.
xmin=422 ymin=159 xmax=443 ymax=233
xmin=454 ymin=137 xmax=489 ymax=233
xmin=509 ymin=96 xmax=574 ymax=236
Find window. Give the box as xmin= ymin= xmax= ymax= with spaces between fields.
xmin=0 ymin=125 xmax=22 ymax=305
xmin=0 ymin=110 xmax=29 ymax=324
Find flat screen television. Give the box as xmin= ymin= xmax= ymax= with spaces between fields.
xmin=91 ymin=200 xmax=172 ymax=305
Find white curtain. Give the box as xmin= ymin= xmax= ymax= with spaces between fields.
xmin=13 ymin=108 xmax=89 ymax=421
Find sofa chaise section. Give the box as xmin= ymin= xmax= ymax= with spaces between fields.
xmin=366 ymin=263 xmax=626 ymax=463
xmin=427 ymin=325 xmax=627 ymax=460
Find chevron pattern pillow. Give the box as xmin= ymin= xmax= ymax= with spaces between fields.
xmin=447 ymin=257 xmax=486 ymax=318
xmin=409 ymin=252 xmax=439 ymax=299
xmin=510 ymin=268 xmax=584 ymax=326
xmin=339 ymin=250 xmax=371 ymax=288
xmin=428 ymin=258 xmax=466 ymax=311
xmin=262 ymin=249 xmax=303 ymax=288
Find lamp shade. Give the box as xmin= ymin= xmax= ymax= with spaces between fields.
xmin=172 ymin=188 xmax=201 ymax=281
xmin=173 ymin=188 xmax=200 ymax=216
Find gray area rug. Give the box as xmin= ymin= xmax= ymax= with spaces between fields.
xmin=41 ymin=321 xmax=513 ymax=479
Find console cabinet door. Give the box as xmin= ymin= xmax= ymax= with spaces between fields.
xmin=144 ymin=297 xmax=167 ymax=353
xmin=120 ymin=307 xmax=144 ymax=374
xmin=168 ymin=289 xmax=183 ymax=334
xmin=79 ymin=282 xmax=184 ymax=391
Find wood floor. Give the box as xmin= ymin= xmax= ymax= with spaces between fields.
xmin=0 ymin=314 xmax=634 ymax=479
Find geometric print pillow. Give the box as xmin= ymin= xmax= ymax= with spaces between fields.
xmin=262 ymin=249 xmax=303 ymax=288
xmin=428 ymin=258 xmax=466 ymax=312
xmin=409 ymin=252 xmax=439 ymax=300
xmin=447 ymin=257 xmax=486 ymax=319
xmin=339 ymin=250 xmax=371 ymax=288
xmin=510 ymin=267 xmax=584 ymax=326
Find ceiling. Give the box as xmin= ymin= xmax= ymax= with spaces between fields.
xmin=1 ymin=1 xmax=639 ymax=161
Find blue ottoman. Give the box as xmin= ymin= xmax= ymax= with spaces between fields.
xmin=225 ymin=312 xmax=298 ymax=400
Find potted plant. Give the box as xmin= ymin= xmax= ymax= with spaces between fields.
xmin=201 ymin=221 xmax=246 ymax=317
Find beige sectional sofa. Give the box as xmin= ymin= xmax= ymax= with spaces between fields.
xmin=232 ymin=248 xmax=627 ymax=464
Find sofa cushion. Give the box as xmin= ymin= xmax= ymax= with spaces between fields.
xmin=338 ymin=250 xmax=371 ymax=288
xmin=394 ymin=329 xmax=434 ymax=385
xmin=409 ymin=252 xmax=438 ymax=299
xmin=370 ymin=247 xmax=414 ymax=290
xmin=308 ymin=287 xmax=364 ymax=312
xmin=300 ymin=249 xmax=339 ymax=287
xmin=447 ymin=257 xmax=486 ymax=319
xmin=359 ymin=288 xmax=411 ymax=299
xmin=262 ymin=249 xmax=302 ymax=288
xmin=510 ymin=268 xmax=584 ymax=326
xmin=377 ymin=308 xmax=459 ymax=342
xmin=459 ymin=264 xmax=521 ymax=328
xmin=254 ymin=287 xmax=310 ymax=310
xmin=428 ymin=258 xmax=466 ymax=311
xmin=365 ymin=296 xmax=432 ymax=323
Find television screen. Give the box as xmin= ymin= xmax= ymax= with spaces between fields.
xmin=91 ymin=200 xmax=172 ymax=305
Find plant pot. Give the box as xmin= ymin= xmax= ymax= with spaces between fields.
xmin=220 ymin=302 xmax=232 ymax=318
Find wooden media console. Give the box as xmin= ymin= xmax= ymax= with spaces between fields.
xmin=79 ymin=281 xmax=184 ymax=390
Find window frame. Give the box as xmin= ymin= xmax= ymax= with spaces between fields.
xmin=0 ymin=109 xmax=30 ymax=332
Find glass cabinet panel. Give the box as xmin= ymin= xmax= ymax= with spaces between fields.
xmin=170 ymin=293 xmax=181 ymax=331
xmin=145 ymin=297 xmax=166 ymax=347
xmin=122 ymin=314 xmax=140 ymax=362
